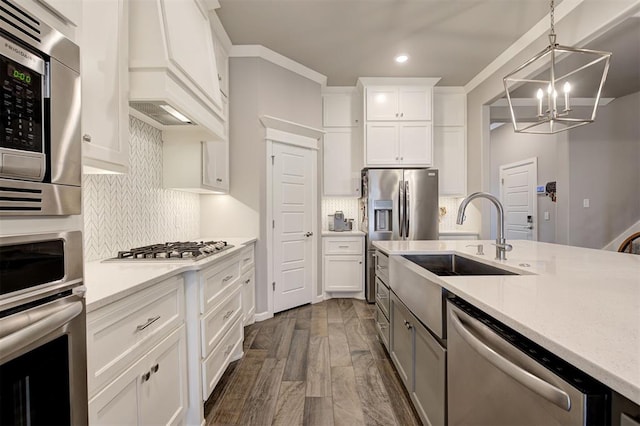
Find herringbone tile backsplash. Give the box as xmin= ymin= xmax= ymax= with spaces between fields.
xmin=83 ymin=116 xmax=200 ymax=261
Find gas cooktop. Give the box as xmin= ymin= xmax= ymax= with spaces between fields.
xmin=107 ymin=240 xmax=233 ymax=262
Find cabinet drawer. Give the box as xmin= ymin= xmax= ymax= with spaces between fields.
xmin=239 ymin=245 xmax=254 ymax=273
xmin=375 ymin=277 xmax=390 ymax=317
xmin=375 ymin=304 xmax=390 ymax=350
xmin=202 ymin=316 xmax=243 ymax=399
xmin=200 ymin=255 xmax=241 ymax=314
xmin=324 ymin=237 xmax=363 ymax=255
xmin=201 ymin=285 xmax=243 ymax=358
xmin=375 ymin=250 xmax=389 ymax=284
xmin=87 ymin=276 xmax=185 ymax=397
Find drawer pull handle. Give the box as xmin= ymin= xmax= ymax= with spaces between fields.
xmin=141 ymin=371 xmax=150 ymax=383
xmin=338 ymin=245 xmax=349 ymax=248
xmin=136 ymin=315 xmax=161 ymax=331
xmin=244 ymin=278 xmax=251 ymax=284
xmin=222 ymin=275 xmax=233 ymax=282
xmin=376 ymin=265 xmax=387 ymax=270
xmin=151 ymin=363 xmax=159 ymax=374
xmin=223 ymin=309 xmax=235 ymax=320
xmin=243 ymin=257 xmax=251 ymax=262
xmin=379 ymin=323 xmax=388 ymax=329
xmin=404 ymin=320 xmax=412 ymax=330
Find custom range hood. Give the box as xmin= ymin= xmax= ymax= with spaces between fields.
xmin=128 ymin=0 xmax=225 ymax=139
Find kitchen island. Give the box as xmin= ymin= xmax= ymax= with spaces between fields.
xmin=373 ymin=239 xmax=640 ymax=406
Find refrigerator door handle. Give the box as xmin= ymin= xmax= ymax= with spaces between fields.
xmin=405 ymin=181 xmax=410 ymax=238
xmin=398 ymin=180 xmax=404 ymax=238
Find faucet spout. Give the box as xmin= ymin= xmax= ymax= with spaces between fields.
xmin=456 ymin=192 xmax=512 ymax=260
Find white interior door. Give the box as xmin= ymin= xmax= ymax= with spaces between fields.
xmin=272 ymin=142 xmax=314 ymax=313
xmin=499 ymin=158 xmax=538 ymax=241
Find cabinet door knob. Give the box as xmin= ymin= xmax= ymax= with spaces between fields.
xmin=216 ymin=178 xmax=223 ymax=182
xmin=395 ymin=113 xmax=399 ymax=117
xmin=141 ymin=371 xmax=151 ymax=383
xmin=400 ymin=112 xmax=404 ymax=117
xmin=82 ymin=134 xmax=92 ymax=143
xmin=395 ymin=157 xmax=399 ymax=160
xmin=151 ymin=363 xmax=159 ymax=374
xmin=359 ymin=261 xmax=362 ymax=264
xmin=305 ymin=231 xmax=313 ymax=237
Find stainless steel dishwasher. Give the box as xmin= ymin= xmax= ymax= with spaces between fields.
xmin=447 ymin=297 xmax=609 ymax=426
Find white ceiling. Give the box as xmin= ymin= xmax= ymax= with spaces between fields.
xmin=215 ymin=0 xmax=557 ymax=87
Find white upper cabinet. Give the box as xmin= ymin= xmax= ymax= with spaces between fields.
xmin=366 ymin=122 xmax=432 ymax=167
xmin=202 ymin=140 xmax=229 ymax=193
xmin=162 ymin=130 xmax=228 ymax=194
xmin=323 ymin=93 xmax=360 ymax=127
xmin=433 ymin=88 xmax=466 ymax=196
xmin=366 ymin=86 xmax=432 ymax=121
xmin=322 ymin=87 xmax=363 ymax=196
xmin=81 ymin=0 xmax=129 ymax=174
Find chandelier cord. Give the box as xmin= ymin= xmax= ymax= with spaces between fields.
xmin=548 ymin=0 xmax=556 ymax=45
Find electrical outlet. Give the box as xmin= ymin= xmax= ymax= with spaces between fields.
xmin=544 ymin=211 xmax=550 ymax=221
xmin=583 ymin=198 xmax=590 ymax=208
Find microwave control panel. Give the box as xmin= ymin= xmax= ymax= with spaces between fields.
xmin=0 ymin=36 xmax=44 ymax=155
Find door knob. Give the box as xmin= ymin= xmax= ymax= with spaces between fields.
xmin=304 ymin=232 xmax=313 ymax=237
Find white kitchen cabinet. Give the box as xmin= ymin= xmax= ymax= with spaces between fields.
xmin=81 ymin=0 xmax=129 ymax=174
xmin=87 ymin=275 xmax=188 ymax=425
xmin=37 ymin=0 xmax=80 ymax=25
xmin=239 ymin=243 xmax=256 ymax=325
xmin=323 ymin=93 xmax=360 ymax=127
xmin=323 ymin=129 xmax=361 ymax=196
xmin=433 ymin=87 xmax=466 ymax=196
xmin=184 ymin=248 xmax=246 ymax=425
xmin=203 ymin=140 xmax=229 ymax=193
xmin=163 ymin=130 xmax=228 ymax=194
xmin=366 ymin=122 xmax=432 ymax=166
xmin=89 ymin=326 xmax=188 ymax=426
xmin=322 ymin=235 xmax=364 ymax=293
xmin=366 ymin=86 xmax=432 ymax=121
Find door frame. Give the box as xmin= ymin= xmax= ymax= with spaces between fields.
xmin=261 ymin=116 xmax=323 ymax=319
xmin=498 ymin=157 xmax=538 ymax=241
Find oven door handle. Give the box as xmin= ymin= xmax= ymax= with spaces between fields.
xmin=449 ymin=308 xmax=571 ymax=411
xmin=0 ymin=297 xmax=83 ymax=361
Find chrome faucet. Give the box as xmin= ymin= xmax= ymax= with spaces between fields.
xmin=456 ymin=192 xmax=513 ymax=260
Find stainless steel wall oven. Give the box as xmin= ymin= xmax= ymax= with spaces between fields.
xmin=0 ymin=231 xmax=87 ymax=425
xmin=0 ymin=0 xmax=81 ymax=215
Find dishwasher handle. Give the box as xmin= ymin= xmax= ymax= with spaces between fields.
xmin=449 ymin=308 xmax=571 ymax=412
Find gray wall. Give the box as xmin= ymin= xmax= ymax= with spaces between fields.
xmin=201 ymin=56 xmax=322 ymax=315
xmin=489 ymin=124 xmax=560 ymax=243
xmin=560 ymin=91 xmax=640 ymax=248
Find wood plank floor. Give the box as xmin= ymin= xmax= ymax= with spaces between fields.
xmin=204 ymin=299 xmax=422 ymax=426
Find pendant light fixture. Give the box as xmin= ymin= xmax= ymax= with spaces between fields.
xmin=503 ymin=0 xmax=611 ymax=134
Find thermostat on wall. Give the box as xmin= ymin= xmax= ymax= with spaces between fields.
xmin=536 ymin=185 xmax=545 ymax=194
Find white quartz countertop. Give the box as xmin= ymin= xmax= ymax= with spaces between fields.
xmin=372 ymin=239 xmax=640 ymax=404
xmin=321 ymin=230 xmax=365 ymax=236
xmin=84 ymin=237 xmax=257 ymax=313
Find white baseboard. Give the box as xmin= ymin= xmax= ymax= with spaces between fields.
xmin=254 ymin=311 xmax=273 ymax=322
xmin=324 ymin=290 xmax=365 ymax=300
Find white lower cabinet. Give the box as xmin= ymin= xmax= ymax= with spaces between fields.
xmin=185 ymin=244 xmax=254 ymax=425
xmin=239 ymin=243 xmax=256 ymax=325
xmin=86 ymin=275 xmax=187 ymax=426
xmin=89 ymin=325 xmax=188 ymax=426
xmin=322 ymin=235 xmax=365 ymax=294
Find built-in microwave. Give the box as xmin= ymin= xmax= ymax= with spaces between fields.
xmin=0 ymin=0 xmax=81 ymax=215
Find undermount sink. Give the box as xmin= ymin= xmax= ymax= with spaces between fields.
xmin=403 ymin=254 xmax=519 ymax=276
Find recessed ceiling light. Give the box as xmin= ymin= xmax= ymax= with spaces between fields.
xmin=395 ymin=54 xmax=409 ymax=64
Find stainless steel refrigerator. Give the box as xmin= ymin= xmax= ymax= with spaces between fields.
xmin=360 ymin=168 xmax=439 ymax=302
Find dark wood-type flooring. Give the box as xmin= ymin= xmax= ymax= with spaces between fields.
xmin=204 ymin=298 xmax=422 ymax=426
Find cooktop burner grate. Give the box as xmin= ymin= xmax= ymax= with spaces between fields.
xmin=114 ymin=240 xmax=232 ymax=261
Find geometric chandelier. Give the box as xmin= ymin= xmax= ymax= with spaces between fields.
xmin=503 ymin=0 xmax=611 ymax=134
